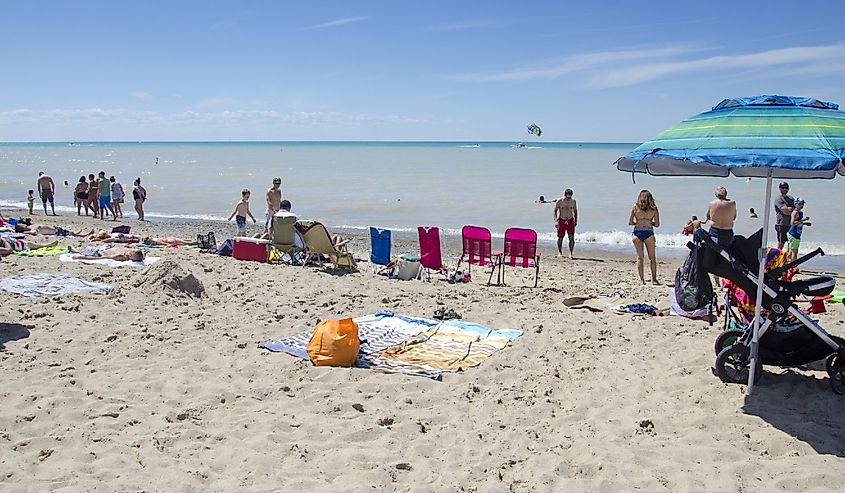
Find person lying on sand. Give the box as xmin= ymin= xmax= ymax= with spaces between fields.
xmin=0 ymin=237 xmax=58 ymax=256
xmin=140 ymin=236 xmax=195 ymax=247
xmin=90 ymin=230 xmax=142 ymax=243
xmin=69 ymin=245 xmax=145 ymax=262
xmin=15 ymin=223 xmax=92 ymax=237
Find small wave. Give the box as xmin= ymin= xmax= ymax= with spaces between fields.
xmin=0 ymin=200 xmax=228 ymax=223
xmin=143 ymin=211 xmax=229 ymax=222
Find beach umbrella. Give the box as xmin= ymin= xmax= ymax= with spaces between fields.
xmin=615 ymin=95 xmax=845 ymax=394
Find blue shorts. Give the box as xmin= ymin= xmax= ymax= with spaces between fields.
xmin=99 ymin=196 xmax=111 ymax=209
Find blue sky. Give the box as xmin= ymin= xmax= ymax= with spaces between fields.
xmin=2 ymin=0 xmax=844 ymax=142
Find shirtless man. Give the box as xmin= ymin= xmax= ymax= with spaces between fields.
xmin=37 ymin=171 xmax=57 ymax=216
xmin=706 ymin=186 xmax=737 ymax=246
xmin=553 ymin=188 xmax=578 ymax=258
xmin=265 ymin=178 xmax=283 ymax=232
xmin=69 ymin=245 xmax=145 ymax=262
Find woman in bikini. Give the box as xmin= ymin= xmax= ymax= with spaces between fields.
xmin=74 ymin=176 xmax=90 ymax=216
xmin=628 ymin=189 xmax=660 ymax=285
xmin=133 ymin=178 xmax=146 ymax=221
xmin=86 ymin=174 xmax=100 ymax=218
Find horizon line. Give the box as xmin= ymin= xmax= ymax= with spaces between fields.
xmin=0 ymin=139 xmax=641 ymax=145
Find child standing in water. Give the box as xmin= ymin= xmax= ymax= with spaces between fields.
xmin=26 ymin=190 xmax=34 ymax=214
xmin=228 ymin=189 xmax=256 ymax=236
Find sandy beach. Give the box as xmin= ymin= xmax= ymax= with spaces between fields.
xmin=2 ymin=212 xmax=845 ymax=492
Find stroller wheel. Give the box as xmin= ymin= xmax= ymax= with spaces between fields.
xmin=714 ymin=329 xmax=744 ymax=356
xmin=715 ymin=344 xmax=762 ymax=385
xmin=830 ymin=357 xmax=845 ymax=395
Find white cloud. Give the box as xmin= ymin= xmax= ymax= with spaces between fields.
xmin=594 ymin=44 xmax=845 ymax=88
xmin=0 ymin=107 xmax=428 ymax=129
xmin=297 ymin=16 xmax=368 ymax=31
xmin=449 ymin=46 xmax=700 ymax=82
xmin=449 ymin=42 xmax=845 ymax=89
xmin=131 ymin=91 xmax=153 ymax=100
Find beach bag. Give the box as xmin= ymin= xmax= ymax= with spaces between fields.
xmin=197 ymin=232 xmax=217 ymax=253
xmin=674 ymin=242 xmax=713 ymax=312
xmin=216 ymin=238 xmax=233 ymax=256
xmin=306 ymin=318 xmax=360 ymax=367
xmin=112 ymin=225 xmax=131 ymax=234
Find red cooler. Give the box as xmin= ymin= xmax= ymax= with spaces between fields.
xmin=232 ymin=237 xmax=271 ymax=262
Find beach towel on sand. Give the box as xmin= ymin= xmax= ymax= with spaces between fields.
xmin=0 ymin=273 xmax=113 ymax=297
xmin=261 ymin=312 xmax=521 ymax=378
xmin=59 ymin=252 xmax=160 ymax=268
xmin=371 ymin=320 xmax=522 ymax=377
xmin=13 ymin=246 xmax=68 ymax=257
xmin=261 ymin=312 xmax=435 ymax=366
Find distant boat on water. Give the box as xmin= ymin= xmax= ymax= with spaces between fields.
xmin=511 ymin=142 xmax=542 ymax=149
xmin=459 ymin=144 xmax=480 ymax=148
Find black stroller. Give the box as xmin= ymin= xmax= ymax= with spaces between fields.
xmin=690 ymin=229 xmax=845 ymax=394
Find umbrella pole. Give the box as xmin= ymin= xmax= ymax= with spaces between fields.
xmin=748 ymin=170 xmax=774 ymax=394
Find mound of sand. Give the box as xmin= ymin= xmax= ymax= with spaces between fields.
xmin=130 ymin=259 xmax=205 ymax=298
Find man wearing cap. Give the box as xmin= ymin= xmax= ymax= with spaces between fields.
xmin=265 ymin=178 xmax=283 ymax=232
xmin=773 ymin=181 xmax=795 ymax=250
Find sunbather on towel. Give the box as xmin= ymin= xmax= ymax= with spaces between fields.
xmin=15 ymin=223 xmax=92 ymax=237
xmin=0 ymin=237 xmax=58 ymax=256
xmin=141 ymin=236 xmax=195 ymax=247
xmin=69 ymin=245 xmax=145 ymax=262
xmin=90 ymin=230 xmax=142 ymax=243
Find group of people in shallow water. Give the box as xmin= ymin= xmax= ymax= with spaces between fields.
xmin=542 ymin=181 xmax=811 ymax=285
xmin=71 ymin=172 xmax=147 ymax=221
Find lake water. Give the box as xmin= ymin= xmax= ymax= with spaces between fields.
xmin=2 ymin=141 xmax=844 ymax=269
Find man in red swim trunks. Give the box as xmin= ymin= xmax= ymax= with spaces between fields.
xmin=554 ymin=188 xmax=578 ymax=258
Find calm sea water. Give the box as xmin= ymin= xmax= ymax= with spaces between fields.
xmin=2 ymin=141 xmax=844 ymax=267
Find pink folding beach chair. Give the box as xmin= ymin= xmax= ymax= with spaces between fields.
xmin=417 ymin=226 xmax=444 ymax=280
xmin=455 ymin=225 xmax=499 ymax=285
xmin=496 ymin=227 xmax=540 ymax=287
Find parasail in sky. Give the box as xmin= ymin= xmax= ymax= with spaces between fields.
xmin=527 ymin=123 xmax=542 ymax=137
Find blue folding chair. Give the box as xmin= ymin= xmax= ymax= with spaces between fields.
xmin=369 ymin=227 xmax=393 ymax=275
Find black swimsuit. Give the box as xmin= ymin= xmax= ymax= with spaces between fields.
xmin=133 ymin=189 xmax=141 ymax=200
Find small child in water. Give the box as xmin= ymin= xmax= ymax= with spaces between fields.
xmin=227 ymin=189 xmax=256 ymax=236
xmin=26 ymin=190 xmax=34 ymax=214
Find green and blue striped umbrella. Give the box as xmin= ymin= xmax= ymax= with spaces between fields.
xmin=616 ymin=95 xmax=845 ymax=178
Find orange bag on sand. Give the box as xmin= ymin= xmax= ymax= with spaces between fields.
xmin=306 ymin=318 xmax=360 ymax=367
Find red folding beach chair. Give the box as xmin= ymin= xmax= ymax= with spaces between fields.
xmin=455 ymin=225 xmax=499 ymax=285
xmin=417 ymin=226 xmax=444 ymax=280
xmin=496 ymin=227 xmax=540 ymax=287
